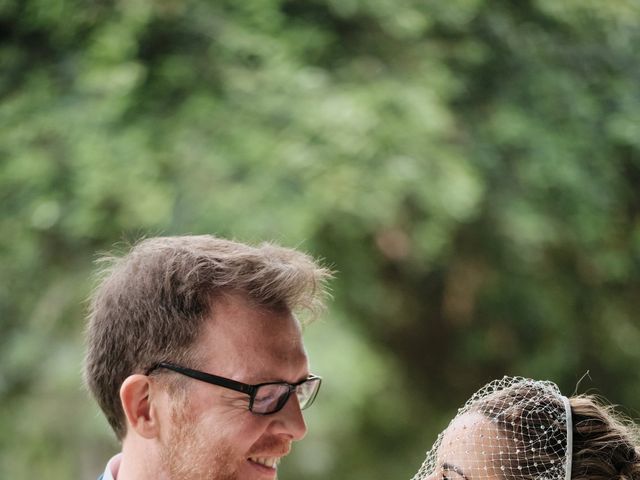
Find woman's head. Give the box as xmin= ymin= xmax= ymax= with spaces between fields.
xmin=412 ymin=376 xmax=640 ymax=480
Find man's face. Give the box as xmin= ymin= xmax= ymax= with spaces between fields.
xmin=158 ymin=295 xmax=310 ymax=480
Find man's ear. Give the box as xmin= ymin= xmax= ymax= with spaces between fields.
xmin=120 ymin=374 xmax=161 ymax=439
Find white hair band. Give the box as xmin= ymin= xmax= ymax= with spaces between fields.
xmin=561 ymin=395 xmax=573 ymax=480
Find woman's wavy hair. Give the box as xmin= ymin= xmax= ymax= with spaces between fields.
xmin=570 ymin=395 xmax=640 ymax=480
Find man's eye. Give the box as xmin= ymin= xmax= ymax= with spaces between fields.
xmin=255 ymin=393 xmax=276 ymax=403
xmin=254 ymin=389 xmax=280 ymax=405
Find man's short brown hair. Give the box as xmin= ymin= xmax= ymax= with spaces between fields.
xmin=83 ymin=235 xmax=331 ymax=439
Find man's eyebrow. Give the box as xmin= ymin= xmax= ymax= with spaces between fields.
xmin=442 ymin=463 xmax=470 ymax=480
xmin=247 ymin=371 xmax=310 ymax=384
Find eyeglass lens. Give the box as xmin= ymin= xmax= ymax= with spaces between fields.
xmin=252 ymin=377 xmax=321 ymax=414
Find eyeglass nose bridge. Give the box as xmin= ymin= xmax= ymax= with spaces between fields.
xmin=284 ymin=378 xmax=321 ymax=411
xmin=276 ymin=384 xmax=298 ymax=413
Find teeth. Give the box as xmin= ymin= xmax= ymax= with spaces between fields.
xmin=249 ymin=457 xmax=279 ymax=468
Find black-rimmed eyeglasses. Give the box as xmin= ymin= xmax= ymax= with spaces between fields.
xmin=146 ymin=362 xmax=322 ymax=415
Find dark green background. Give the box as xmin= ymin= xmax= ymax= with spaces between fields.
xmin=1 ymin=0 xmax=639 ymax=478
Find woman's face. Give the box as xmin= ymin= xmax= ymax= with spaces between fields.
xmin=426 ymin=412 xmax=504 ymax=480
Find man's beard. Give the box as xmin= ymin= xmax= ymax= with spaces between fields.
xmin=161 ymin=398 xmax=238 ymax=480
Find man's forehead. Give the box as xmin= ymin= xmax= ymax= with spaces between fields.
xmin=193 ymin=295 xmax=308 ymax=381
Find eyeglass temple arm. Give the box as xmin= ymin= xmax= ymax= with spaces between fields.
xmin=149 ymin=362 xmax=256 ymax=396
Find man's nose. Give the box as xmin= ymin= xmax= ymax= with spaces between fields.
xmin=269 ymin=394 xmax=308 ymax=440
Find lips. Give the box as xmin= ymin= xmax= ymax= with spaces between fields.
xmin=247 ymin=441 xmax=290 ymax=473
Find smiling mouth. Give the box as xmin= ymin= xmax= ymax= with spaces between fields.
xmin=248 ymin=457 xmax=281 ymax=469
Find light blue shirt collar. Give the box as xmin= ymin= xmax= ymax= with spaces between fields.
xmin=100 ymin=453 xmax=122 ymax=480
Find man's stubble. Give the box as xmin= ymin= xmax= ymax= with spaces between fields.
xmin=161 ymin=396 xmax=238 ymax=480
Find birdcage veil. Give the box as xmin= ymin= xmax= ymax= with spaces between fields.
xmin=411 ymin=376 xmax=573 ymax=480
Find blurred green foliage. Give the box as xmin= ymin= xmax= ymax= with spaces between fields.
xmin=1 ymin=0 xmax=640 ymax=478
